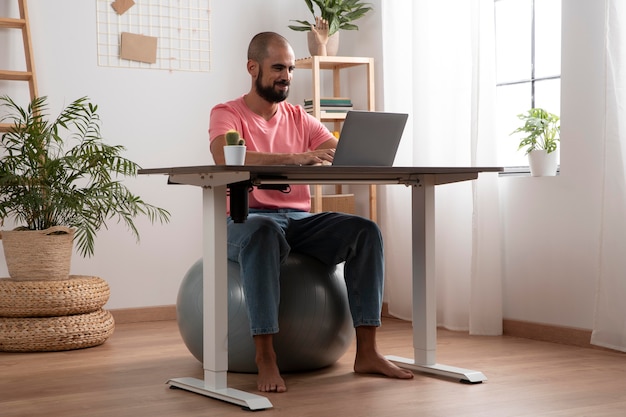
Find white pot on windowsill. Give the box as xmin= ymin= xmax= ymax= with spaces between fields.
xmin=528 ymin=149 xmax=558 ymax=177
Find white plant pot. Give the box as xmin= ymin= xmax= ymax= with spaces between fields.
xmin=223 ymin=145 xmax=246 ymax=165
xmin=528 ymin=149 xmax=558 ymax=177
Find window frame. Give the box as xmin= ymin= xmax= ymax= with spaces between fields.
xmin=494 ymin=0 xmax=562 ymax=169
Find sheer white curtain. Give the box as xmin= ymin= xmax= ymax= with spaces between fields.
xmin=592 ymin=0 xmax=626 ymax=352
xmin=380 ymin=0 xmax=502 ymax=334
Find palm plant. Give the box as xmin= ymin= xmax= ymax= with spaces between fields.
xmin=288 ymin=0 xmax=373 ymax=36
xmin=0 ymin=95 xmax=170 ymax=257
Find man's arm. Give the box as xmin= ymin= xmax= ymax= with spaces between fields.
xmin=211 ymin=136 xmax=337 ymax=166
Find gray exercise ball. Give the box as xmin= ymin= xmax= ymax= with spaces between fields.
xmin=176 ymin=253 xmax=354 ymax=373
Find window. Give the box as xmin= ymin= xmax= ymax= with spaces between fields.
xmin=495 ymin=0 xmax=561 ymax=167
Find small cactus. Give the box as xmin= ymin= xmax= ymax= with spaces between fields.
xmin=225 ymin=130 xmax=245 ymax=146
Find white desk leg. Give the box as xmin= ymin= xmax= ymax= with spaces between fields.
xmin=387 ymin=176 xmax=487 ymax=384
xmin=167 ymin=184 xmax=273 ymax=410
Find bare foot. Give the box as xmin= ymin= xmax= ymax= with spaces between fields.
xmin=256 ymin=356 xmax=287 ymax=392
xmin=354 ymin=326 xmax=414 ymax=379
xmin=254 ymin=334 xmax=287 ymax=392
xmin=253 ymin=336 xmax=287 ymax=394
xmin=354 ymin=350 xmax=414 ymax=379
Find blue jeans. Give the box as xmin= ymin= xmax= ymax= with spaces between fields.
xmin=227 ymin=209 xmax=384 ymax=336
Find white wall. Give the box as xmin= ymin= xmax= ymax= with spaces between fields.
xmin=0 ymin=0 xmax=383 ymax=310
xmin=0 ymin=0 xmax=607 ymax=333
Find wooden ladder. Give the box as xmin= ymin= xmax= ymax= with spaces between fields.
xmin=0 ymin=0 xmax=38 ymax=132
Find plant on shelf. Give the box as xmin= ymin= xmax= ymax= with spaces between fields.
xmin=288 ymin=0 xmax=373 ymax=36
xmin=510 ymin=108 xmax=560 ymax=155
xmin=0 ymin=95 xmax=171 ymax=259
xmin=225 ymin=129 xmax=245 ymax=146
xmin=510 ymin=107 xmax=561 ymax=176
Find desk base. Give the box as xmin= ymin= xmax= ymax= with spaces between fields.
xmin=167 ymin=377 xmax=273 ymax=410
xmin=386 ymin=355 xmax=487 ymax=383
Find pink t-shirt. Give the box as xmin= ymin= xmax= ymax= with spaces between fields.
xmin=209 ymin=96 xmax=334 ymax=211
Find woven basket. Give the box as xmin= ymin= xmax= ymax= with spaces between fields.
xmin=0 ymin=275 xmax=110 ymax=318
xmin=0 ymin=309 xmax=115 ymax=352
xmin=0 ymin=226 xmax=74 ymax=281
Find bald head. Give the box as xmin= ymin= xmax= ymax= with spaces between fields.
xmin=247 ymin=32 xmax=291 ymax=63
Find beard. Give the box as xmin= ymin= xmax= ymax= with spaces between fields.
xmin=255 ymin=68 xmax=289 ymax=103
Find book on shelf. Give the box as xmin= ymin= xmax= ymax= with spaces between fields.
xmin=308 ymin=110 xmax=349 ymax=119
xmin=303 ymin=97 xmax=353 ymax=107
xmin=304 ymin=105 xmax=353 ymax=112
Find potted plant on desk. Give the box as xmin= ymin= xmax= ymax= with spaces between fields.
xmin=223 ymin=130 xmax=246 ymax=166
xmin=288 ymin=0 xmax=373 ymax=56
xmin=510 ymin=108 xmax=560 ymax=177
xmin=0 ymin=95 xmax=170 ymax=281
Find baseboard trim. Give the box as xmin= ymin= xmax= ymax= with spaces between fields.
xmin=109 ymin=305 xmax=605 ymax=352
xmin=383 ymin=303 xmax=604 ymax=351
xmin=110 ymin=305 xmax=177 ymax=324
xmin=502 ymin=319 xmax=601 ymax=350
xmin=114 ymin=304 xmax=389 ymax=324
xmin=381 ymin=301 xmax=391 ymax=318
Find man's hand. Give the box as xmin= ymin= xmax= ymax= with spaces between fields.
xmin=293 ymin=148 xmax=335 ymax=166
xmin=310 ymin=17 xmax=329 ymax=56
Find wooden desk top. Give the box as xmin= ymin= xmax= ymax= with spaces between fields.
xmin=139 ymin=165 xmax=503 ymax=186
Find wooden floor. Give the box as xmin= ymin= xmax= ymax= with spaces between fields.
xmin=2 ymin=317 xmax=626 ymax=417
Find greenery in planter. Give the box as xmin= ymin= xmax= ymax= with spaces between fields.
xmin=510 ymin=107 xmax=560 ymax=155
xmin=225 ymin=130 xmax=245 ymax=146
xmin=0 ymin=95 xmax=170 ymax=257
xmin=288 ymin=0 xmax=373 ymax=36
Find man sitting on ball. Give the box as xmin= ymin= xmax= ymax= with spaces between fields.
xmin=208 ymin=30 xmax=414 ymax=393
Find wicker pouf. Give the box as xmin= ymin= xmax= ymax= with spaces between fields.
xmin=0 ymin=275 xmax=110 ymax=318
xmin=0 ymin=309 xmax=115 ymax=352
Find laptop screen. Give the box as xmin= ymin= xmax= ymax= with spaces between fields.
xmin=332 ymin=111 xmax=408 ymax=166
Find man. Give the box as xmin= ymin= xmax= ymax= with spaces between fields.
xmin=209 ymin=30 xmax=414 ymax=393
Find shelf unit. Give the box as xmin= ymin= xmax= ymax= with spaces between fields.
xmin=295 ymin=56 xmax=377 ymax=221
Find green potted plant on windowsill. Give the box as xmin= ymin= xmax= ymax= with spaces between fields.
xmin=288 ymin=0 xmax=373 ymax=56
xmin=510 ymin=107 xmax=560 ymax=177
xmin=0 ymin=95 xmax=170 ymax=281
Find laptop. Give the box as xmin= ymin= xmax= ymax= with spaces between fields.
xmin=332 ymin=111 xmax=408 ymax=166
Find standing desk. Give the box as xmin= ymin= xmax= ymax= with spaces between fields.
xmin=139 ymin=165 xmax=503 ymax=410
